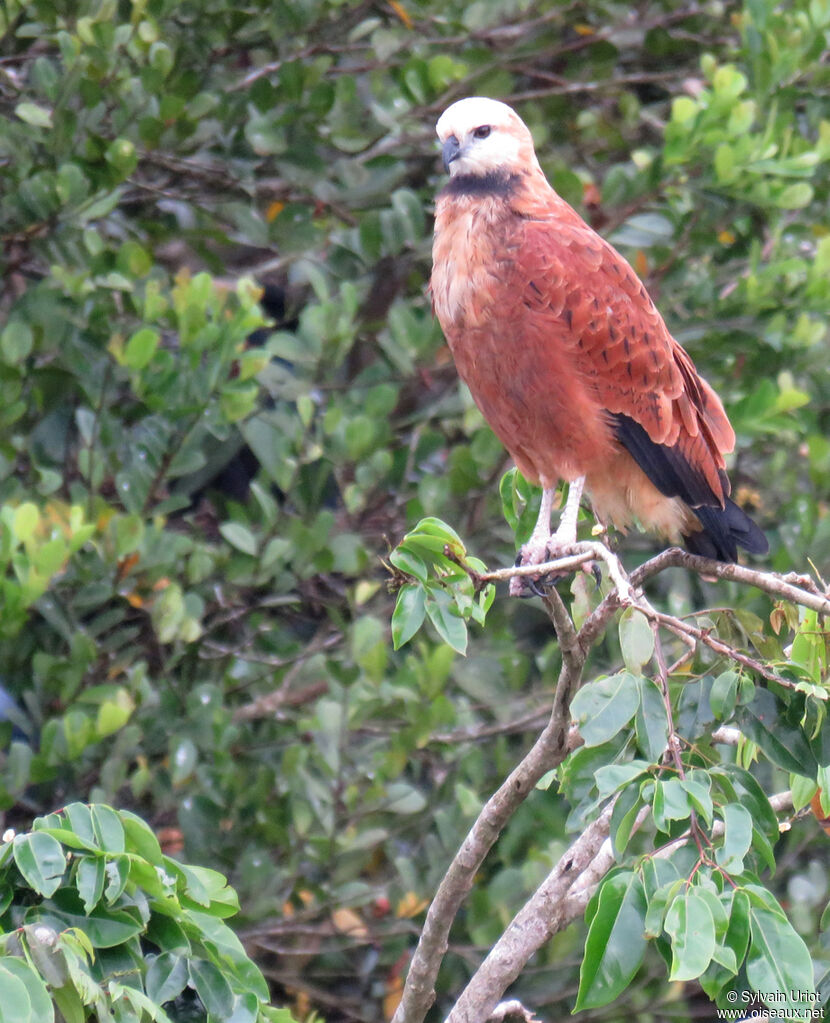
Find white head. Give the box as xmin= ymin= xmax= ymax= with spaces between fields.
xmin=435 ymin=97 xmax=542 ymax=178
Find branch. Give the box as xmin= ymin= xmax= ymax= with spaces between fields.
xmin=640 ymin=604 xmax=797 ymax=688
xmin=397 ymin=540 xmax=825 ymax=1023
xmin=478 ymin=541 xmax=633 ymax=601
xmin=711 ymin=725 xmax=743 ymax=745
xmin=629 ymin=548 xmax=830 ymax=617
xmin=445 ymin=802 xmax=635 ymax=1023
xmin=447 ymin=787 xmax=796 ymax=1023
xmin=576 ymin=544 xmax=829 ymax=665
xmin=651 ymin=790 xmax=794 ymax=863
xmin=391 ymin=590 xmax=589 ymax=1023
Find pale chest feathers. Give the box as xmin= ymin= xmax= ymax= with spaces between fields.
xmin=431 ymin=199 xmax=516 ymax=331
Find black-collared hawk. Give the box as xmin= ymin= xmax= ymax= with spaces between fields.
xmin=430 ymin=97 xmax=767 ymax=592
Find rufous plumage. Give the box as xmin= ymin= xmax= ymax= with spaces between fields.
xmin=430 ymin=97 xmax=766 ymax=591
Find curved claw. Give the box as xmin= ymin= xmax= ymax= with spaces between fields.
xmin=527 ymin=572 xmax=557 ymax=598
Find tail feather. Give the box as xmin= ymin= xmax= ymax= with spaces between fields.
xmin=683 ymin=499 xmax=769 ymax=562
xmin=612 ymin=413 xmax=768 ymax=563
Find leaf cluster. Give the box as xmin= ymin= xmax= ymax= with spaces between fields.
xmin=0 ymin=803 xmax=288 ymax=1023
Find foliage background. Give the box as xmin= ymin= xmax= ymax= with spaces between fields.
xmin=0 ymin=0 xmax=829 ymax=1019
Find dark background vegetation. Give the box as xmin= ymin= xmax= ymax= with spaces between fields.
xmin=1 ymin=0 xmax=829 ymax=1020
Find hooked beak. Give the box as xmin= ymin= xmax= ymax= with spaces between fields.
xmin=442 ymin=135 xmax=461 ymax=174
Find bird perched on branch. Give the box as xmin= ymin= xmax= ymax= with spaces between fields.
xmin=430 ymin=97 xmax=767 ymax=594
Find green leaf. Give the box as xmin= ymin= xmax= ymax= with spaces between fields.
xmin=391 ymin=584 xmax=426 ymax=649
xmin=108 ymin=982 xmax=175 ymax=1023
xmin=1 ymin=322 xmax=34 ymax=364
xmin=120 ymin=810 xmax=164 ymax=865
xmin=0 ymin=962 xmax=32 ymax=1023
xmin=679 ymin=776 xmax=714 ymax=826
xmin=776 ymin=182 xmax=813 ymax=209
xmin=571 ymin=672 xmax=640 ymax=746
xmin=0 ymin=959 xmax=52 ymax=1023
xmin=63 ymin=803 xmax=98 ymax=850
xmin=389 ymin=546 xmax=428 ymax=582
xmin=15 ymin=101 xmax=52 ymax=128
xmin=146 ymin=915 xmax=191 ymax=955
xmin=12 ymin=503 xmax=39 ymax=544
xmin=716 ymin=803 xmax=753 ymax=871
xmin=21 ymin=924 xmax=68 ymax=988
xmin=170 ymin=736 xmax=198 ymax=784
xmin=95 ymin=688 xmax=134 ymax=737
xmin=405 ymin=516 xmax=465 ymax=550
xmin=219 ymin=522 xmax=259 ymax=556
xmin=652 ymin=778 xmax=693 ymax=832
xmin=747 ymin=907 xmax=815 ymax=1016
xmin=618 ymin=609 xmax=654 ymax=672
xmin=145 ymin=952 xmax=188 ymax=1005
xmin=499 ymin=468 xmax=536 ymax=535
xmin=424 ymin=588 xmax=467 ymax=654
xmin=611 ymin=212 xmax=675 ymax=249
xmin=75 ymin=856 xmax=105 ymax=912
xmin=609 ymin=781 xmax=643 ymax=856
xmin=710 ymin=671 xmax=739 ymax=720
xmin=700 ymin=890 xmax=750 ymax=999
xmin=594 ymin=761 xmax=650 ymax=800
xmin=103 ymin=855 xmax=129 ymax=903
xmin=30 ymin=898 xmax=143 ymax=948
xmin=51 ymin=986 xmax=84 ymax=1023
xmin=575 ymin=871 xmax=647 ymax=1010
xmin=666 ymin=888 xmax=716 ymax=981
xmin=124 ymin=328 xmax=160 ymax=370
xmin=13 ymin=833 xmax=66 ymax=897
xmin=671 ymin=96 xmax=699 ymax=122
xmin=91 ymin=805 xmax=125 ymax=854
xmin=676 ymin=674 xmax=716 ymax=739
xmin=712 ymin=765 xmax=780 ymax=840
xmin=737 ymin=689 xmax=817 ymax=777
xmin=180 ymin=863 xmax=239 ymax=914
xmin=643 ymin=878 xmax=683 ymax=938
xmin=790 ymin=609 xmax=828 ymax=683
xmin=789 ymin=774 xmax=817 ymax=813
xmin=188 ymin=959 xmax=234 ymax=1018
xmin=635 ymin=676 xmax=668 ymax=762
xmin=751 ymin=824 xmax=777 ymax=875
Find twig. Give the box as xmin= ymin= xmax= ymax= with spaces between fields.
xmin=711 ymin=726 xmax=743 ymax=745
xmin=653 ymin=791 xmax=794 ymax=863
xmin=485 ymin=1000 xmax=538 ymax=1023
xmin=231 ymin=631 xmax=341 ymax=722
xmin=629 ymin=548 xmax=830 ymax=617
xmin=478 ymin=541 xmax=633 ymax=601
xmin=477 ymin=550 xmax=596 ymax=582
xmin=642 ymin=605 xmax=796 ymax=687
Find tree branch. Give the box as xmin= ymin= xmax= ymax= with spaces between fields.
xmin=396 ymin=540 xmax=827 ymax=1023
xmin=391 ymin=584 xmax=589 ymax=1023
xmin=446 ymin=787 xmax=796 ymax=1022
xmin=445 ymin=803 xmax=618 ymax=1023
xmin=629 ymin=548 xmax=830 ymax=617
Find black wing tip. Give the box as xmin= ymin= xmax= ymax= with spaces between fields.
xmin=683 ymin=498 xmax=768 ymax=564
xmin=612 ymin=412 xmax=768 ymax=564
xmin=612 ymin=413 xmax=718 ymax=508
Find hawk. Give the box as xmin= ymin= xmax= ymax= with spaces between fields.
xmin=430 ymin=97 xmax=767 ymax=592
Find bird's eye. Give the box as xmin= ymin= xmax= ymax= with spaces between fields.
xmin=473 ymin=125 xmax=491 ymax=139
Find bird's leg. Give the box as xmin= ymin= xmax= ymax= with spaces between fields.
xmin=525 ymin=485 xmax=558 ymax=556
xmin=510 ymin=477 xmax=585 ymax=596
xmin=551 ymin=475 xmax=584 ymax=549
